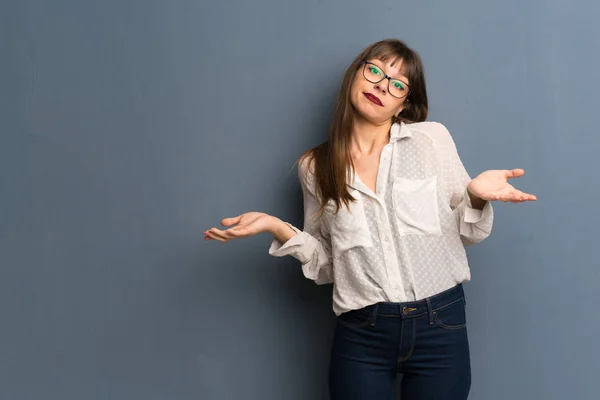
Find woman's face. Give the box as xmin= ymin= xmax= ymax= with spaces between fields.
xmin=350 ymin=58 xmax=410 ymax=125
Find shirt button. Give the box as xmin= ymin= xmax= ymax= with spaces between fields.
xmin=387 ymin=245 xmax=392 ymax=251
xmin=384 ymin=237 xmax=389 ymax=242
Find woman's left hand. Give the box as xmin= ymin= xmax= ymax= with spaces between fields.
xmin=467 ymin=169 xmax=537 ymax=203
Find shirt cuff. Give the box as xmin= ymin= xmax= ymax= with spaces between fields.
xmin=463 ymin=187 xmax=493 ymax=224
xmin=268 ymin=222 xmax=314 ymax=263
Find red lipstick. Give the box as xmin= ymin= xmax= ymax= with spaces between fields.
xmin=364 ymin=92 xmax=383 ymax=106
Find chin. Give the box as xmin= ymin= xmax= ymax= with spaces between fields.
xmin=351 ymin=99 xmax=372 ymax=118
xmin=358 ymin=105 xmax=387 ymax=124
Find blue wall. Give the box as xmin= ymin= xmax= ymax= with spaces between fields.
xmin=2 ymin=1 xmax=598 ymax=399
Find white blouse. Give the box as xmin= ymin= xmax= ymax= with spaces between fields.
xmin=269 ymin=121 xmax=494 ymax=316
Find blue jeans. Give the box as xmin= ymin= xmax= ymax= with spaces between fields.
xmin=329 ymin=284 xmax=471 ymax=400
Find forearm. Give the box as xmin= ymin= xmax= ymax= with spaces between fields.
xmin=467 ymin=184 xmax=487 ymax=210
xmin=267 ymin=215 xmax=333 ymax=284
xmin=268 ymin=216 xmax=298 ymax=244
xmin=455 ymin=184 xmax=494 ymax=245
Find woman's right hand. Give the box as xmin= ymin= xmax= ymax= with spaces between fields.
xmin=204 ymin=212 xmax=279 ymax=243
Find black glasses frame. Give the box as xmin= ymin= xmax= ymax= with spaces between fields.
xmin=361 ymin=61 xmax=410 ymax=99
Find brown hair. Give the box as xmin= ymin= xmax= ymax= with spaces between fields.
xmin=292 ymin=39 xmax=428 ymax=219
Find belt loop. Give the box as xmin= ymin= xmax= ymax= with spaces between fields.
xmin=426 ymin=297 xmax=434 ymax=325
xmin=369 ymin=303 xmax=379 ymax=326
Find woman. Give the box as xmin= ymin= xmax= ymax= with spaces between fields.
xmin=204 ymin=39 xmax=536 ymax=399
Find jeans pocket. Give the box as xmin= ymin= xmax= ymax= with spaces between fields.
xmin=337 ymin=306 xmax=376 ymax=328
xmin=433 ymin=297 xmax=467 ymax=330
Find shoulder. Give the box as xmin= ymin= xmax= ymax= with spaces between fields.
xmin=297 ymin=151 xmax=319 ymax=195
xmin=298 ymin=152 xmax=316 ymax=180
xmin=405 ymin=121 xmax=458 ymax=150
xmin=297 ymin=142 xmax=328 ymax=183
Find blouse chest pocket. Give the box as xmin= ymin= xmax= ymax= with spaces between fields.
xmin=325 ymin=189 xmax=373 ymax=258
xmin=392 ymin=176 xmax=442 ymax=236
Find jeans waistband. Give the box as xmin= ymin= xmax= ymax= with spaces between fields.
xmin=361 ymin=283 xmax=465 ymax=319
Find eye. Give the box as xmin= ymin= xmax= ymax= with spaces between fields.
xmin=393 ymin=81 xmax=404 ymax=89
xmin=369 ymin=66 xmax=382 ymax=75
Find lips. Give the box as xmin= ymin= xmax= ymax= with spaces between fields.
xmin=364 ymin=92 xmax=383 ymax=107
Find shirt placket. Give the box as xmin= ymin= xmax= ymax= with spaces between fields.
xmin=374 ymin=143 xmax=405 ymax=300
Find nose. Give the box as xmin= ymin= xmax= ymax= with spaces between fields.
xmin=374 ymin=80 xmax=387 ymax=94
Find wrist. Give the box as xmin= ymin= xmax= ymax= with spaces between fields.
xmin=267 ymin=216 xmax=288 ymax=236
xmin=266 ymin=216 xmax=282 ymax=235
xmin=268 ymin=216 xmax=297 ymax=243
xmin=467 ymin=183 xmax=486 ymax=210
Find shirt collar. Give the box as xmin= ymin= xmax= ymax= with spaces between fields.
xmin=347 ymin=122 xmax=412 ymax=197
xmin=389 ymin=121 xmax=412 ymax=142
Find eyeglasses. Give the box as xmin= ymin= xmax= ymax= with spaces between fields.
xmin=361 ymin=61 xmax=410 ymax=99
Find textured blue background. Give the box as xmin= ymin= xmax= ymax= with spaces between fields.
xmin=2 ymin=1 xmax=598 ymax=399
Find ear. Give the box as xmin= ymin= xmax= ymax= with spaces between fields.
xmin=395 ymin=98 xmax=409 ymax=117
xmin=395 ymin=105 xmax=404 ymax=117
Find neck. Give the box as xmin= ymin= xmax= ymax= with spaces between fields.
xmin=350 ymin=116 xmax=393 ymax=155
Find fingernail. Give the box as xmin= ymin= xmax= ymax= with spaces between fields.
xmin=204 ymin=236 xmax=210 ymax=241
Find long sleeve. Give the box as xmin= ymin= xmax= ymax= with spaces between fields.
xmin=437 ymin=123 xmax=494 ymax=246
xmin=268 ymin=157 xmax=334 ymax=285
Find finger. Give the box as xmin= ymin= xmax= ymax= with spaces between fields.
xmin=521 ymin=192 xmax=537 ymax=201
xmin=502 ymin=194 xmax=525 ymax=202
xmin=204 ymin=231 xmax=224 ymax=242
xmin=205 ymin=230 xmax=226 ymax=242
xmin=510 ymin=189 xmax=537 ymax=201
xmin=221 ymin=215 xmax=242 ymax=227
xmin=207 ymin=228 xmax=232 ymax=242
xmin=506 ymin=190 xmax=526 ymax=201
xmin=505 ymin=169 xmax=525 ymax=179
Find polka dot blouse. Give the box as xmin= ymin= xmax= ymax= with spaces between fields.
xmin=269 ymin=121 xmax=494 ymax=316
